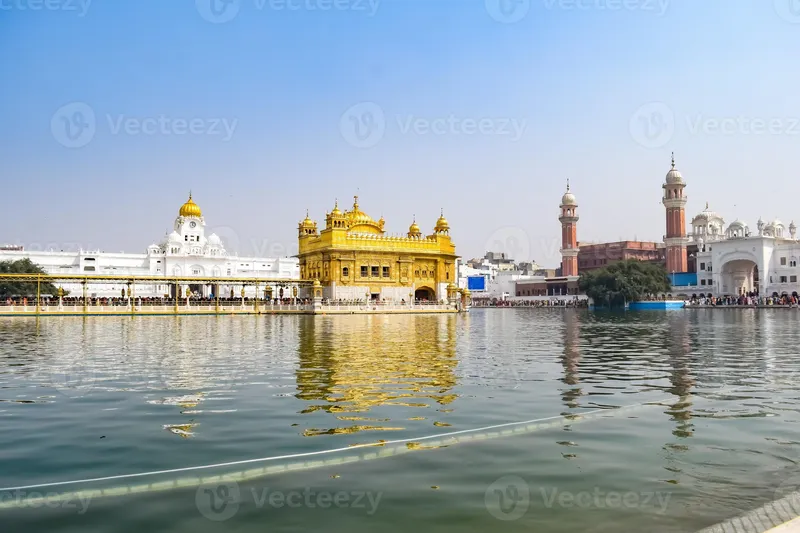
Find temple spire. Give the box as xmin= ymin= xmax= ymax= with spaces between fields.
xmin=566 ymin=178 xmax=570 ymax=192
xmin=671 ymin=152 xmax=675 ymax=169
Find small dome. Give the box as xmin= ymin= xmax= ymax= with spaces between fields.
xmin=330 ymin=200 xmax=343 ymax=217
xmin=728 ymin=219 xmax=747 ymax=229
xmin=434 ymin=209 xmax=449 ymax=232
xmin=692 ymin=202 xmax=724 ymax=224
xmin=560 ymin=180 xmax=577 ymax=206
xmin=299 ymin=209 xmax=316 ymax=229
xmin=408 ymin=217 xmax=421 ymax=236
xmin=179 ymin=193 xmax=202 ymax=218
xmin=665 ymin=153 xmax=684 ymax=184
xmin=168 ymin=231 xmax=182 ymax=243
xmin=207 ymin=233 xmax=222 ymax=245
xmin=772 ymin=218 xmax=784 ymax=228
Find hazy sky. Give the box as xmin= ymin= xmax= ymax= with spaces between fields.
xmin=2 ymin=0 xmax=800 ymax=267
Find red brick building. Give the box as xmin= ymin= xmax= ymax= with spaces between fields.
xmin=577 ymin=241 xmax=665 ymax=272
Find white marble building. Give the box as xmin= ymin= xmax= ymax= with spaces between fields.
xmin=689 ymin=204 xmax=800 ymax=296
xmin=0 ymin=195 xmax=300 ymax=298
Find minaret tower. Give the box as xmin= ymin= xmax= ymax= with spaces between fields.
xmin=559 ymin=180 xmax=579 ymax=276
xmin=662 ymin=152 xmax=688 ymax=273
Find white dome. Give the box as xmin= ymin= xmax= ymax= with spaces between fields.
xmin=691 ymin=203 xmax=724 ymax=225
xmin=207 ymin=233 xmax=222 ymax=246
xmin=665 ymin=153 xmax=684 ymax=184
xmin=772 ymin=218 xmax=784 ymax=228
xmin=727 ymin=219 xmax=747 ymax=230
xmin=168 ymin=231 xmax=182 ymax=243
xmin=665 ymin=168 xmax=684 ymax=184
xmin=560 ymin=180 xmax=577 ymax=206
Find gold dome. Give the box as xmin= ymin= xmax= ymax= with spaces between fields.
xmin=179 ymin=193 xmax=202 ymax=218
xmin=299 ymin=209 xmax=316 ymax=228
xmin=331 ymin=199 xmax=343 ymax=217
xmin=434 ymin=209 xmax=449 ymax=232
xmin=346 ymin=195 xmax=376 ymax=225
xmin=408 ymin=216 xmax=421 ymax=236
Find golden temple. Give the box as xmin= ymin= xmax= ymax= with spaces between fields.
xmin=297 ymin=196 xmax=459 ymax=302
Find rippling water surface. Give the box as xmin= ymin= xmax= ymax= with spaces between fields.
xmin=2 ymin=310 xmax=800 ymax=532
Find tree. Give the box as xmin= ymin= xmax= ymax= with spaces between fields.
xmin=0 ymin=259 xmax=62 ymax=298
xmin=578 ymin=260 xmax=671 ymax=309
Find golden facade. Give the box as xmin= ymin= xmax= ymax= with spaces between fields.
xmin=297 ymin=196 xmax=459 ymax=301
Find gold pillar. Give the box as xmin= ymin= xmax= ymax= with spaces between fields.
xmin=255 ymin=281 xmax=260 ymax=314
xmin=174 ymin=282 xmax=179 ymax=313
xmin=82 ymin=280 xmax=88 ymax=313
xmin=36 ymin=276 xmax=41 ymax=314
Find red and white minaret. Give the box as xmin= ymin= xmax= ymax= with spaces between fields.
xmin=662 ymin=152 xmax=688 ymax=273
xmin=559 ymin=180 xmax=579 ymax=277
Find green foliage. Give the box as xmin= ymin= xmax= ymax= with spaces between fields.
xmin=578 ymin=260 xmax=671 ymax=308
xmin=0 ymin=259 xmax=62 ymax=298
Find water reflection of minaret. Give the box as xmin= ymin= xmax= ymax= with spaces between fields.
xmin=294 ymin=315 xmax=459 ymax=435
xmin=560 ymin=310 xmax=583 ymax=410
xmin=665 ymin=313 xmax=695 ymax=439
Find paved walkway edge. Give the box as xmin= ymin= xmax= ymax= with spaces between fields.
xmin=697 ymin=494 xmax=800 ymax=532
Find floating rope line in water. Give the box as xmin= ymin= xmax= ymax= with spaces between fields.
xmin=0 ymin=399 xmax=670 ymax=510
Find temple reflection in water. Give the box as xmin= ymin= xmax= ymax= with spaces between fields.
xmin=560 ymin=310 xmax=583 ymax=411
xmin=295 ymin=314 xmax=458 ymax=435
xmin=664 ymin=313 xmax=695 ymax=439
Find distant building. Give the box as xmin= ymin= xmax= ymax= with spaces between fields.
xmin=577 ymin=241 xmax=665 ymax=272
xmin=0 ymin=195 xmax=300 ymax=298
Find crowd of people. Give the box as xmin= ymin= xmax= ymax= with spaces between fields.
xmin=472 ymin=298 xmax=589 ymax=308
xmin=686 ymin=292 xmax=800 ymax=307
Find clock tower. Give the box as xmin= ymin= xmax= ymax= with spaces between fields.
xmin=175 ymin=193 xmax=206 ymax=244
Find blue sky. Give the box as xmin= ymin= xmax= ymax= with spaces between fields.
xmin=2 ymin=0 xmax=800 ymax=265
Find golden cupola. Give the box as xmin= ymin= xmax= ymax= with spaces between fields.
xmin=408 ymin=216 xmax=422 ymax=237
xmin=298 ymin=209 xmax=318 ymax=235
xmin=179 ymin=193 xmax=202 ymax=218
xmin=434 ymin=209 xmax=450 ymax=234
xmin=325 ymin=199 xmax=348 ymax=229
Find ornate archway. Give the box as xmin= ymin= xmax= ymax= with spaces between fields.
xmin=720 ymin=259 xmax=758 ymax=295
xmin=717 ymin=250 xmax=761 ymax=296
xmin=414 ymin=287 xmax=435 ymax=301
